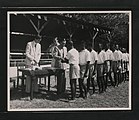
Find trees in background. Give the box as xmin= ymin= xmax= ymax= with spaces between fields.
xmin=69 ymin=13 xmax=129 ymax=50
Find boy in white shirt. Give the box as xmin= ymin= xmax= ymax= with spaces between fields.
xmin=125 ymin=49 xmax=129 ymax=81
xmin=87 ymin=43 xmax=98 ymax=94
xmin=119 ymin=47 xmax=123 ymax=83
xmin=105 ymin=43 xmax=115 ymax=88
xmin=112 ymin=44 xmax=121 ymax=86
xmin=115 ymin=44 xmax=123 ymax=85
xmin=66 ymin=40 xmax=80 ymax=101
xmin=121 ymin=48 xmax=128 ymax=82
xmin=79 ymin=41 xmax=91 ymax=99
xmin=97 ymin=43 xmax=107 ymax=93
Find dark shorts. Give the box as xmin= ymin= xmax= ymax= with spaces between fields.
xmin=97 ymin=64 xmax=104 ymax=77
xmin=112 ymin=61 xmax=118 ymax=73
xmin=89 ymin=64 xmax=96 ymax=78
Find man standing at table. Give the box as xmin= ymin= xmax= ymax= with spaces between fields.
xmin=25 ymin=35 xmax=41 ymax=93
xmin=79 ymin=41 xmax=91 ymax=99
xmin=66 ymin=40 xmax=80 ymax=101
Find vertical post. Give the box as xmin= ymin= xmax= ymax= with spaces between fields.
xmin=37 ymin=19 xmax=40 ymax=36
xmin=62 ymin=21 xmax=76 ymax=41
xmin=21 ymin=73 xmax=25 ymax=97
xmin=30 ymin=76 xmax=35 ymax=100
xmin=44 ymin=77 xmax=47 ymax=87
xmin=92 ymin=30 xmax=94 ymax=49
xmin=89 ymin=30 xmax=94 ymax=49
xmin=69 ymin=34 xmax=72 ymax=41
xmin=89 ymin=30 xmax=99 ymax=49
xmin=48 ymin=75 xmax=50 ymax=91
xmin=25 ymin=14 xmax=48 ymax=37
xmin=38 ymin=19 xmax=40 ymax=30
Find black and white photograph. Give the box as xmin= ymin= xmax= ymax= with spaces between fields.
xmin=8 ymin=11 xmax=131 ymax=111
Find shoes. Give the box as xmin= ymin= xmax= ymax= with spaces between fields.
xmin=85 ymin=92 xmax=90 ymax=98
xmin=68 ymin=99 xmax=76 ymax=103
xmin=78 ymin=93 xmax=89 ymax=99
xmin=78 ymin=94 xmax=84 ymax=98
xmin=99 ymin=90 xmax=103 ymax=94
xmin=83 ymin=96 xmax=87 ymax=99
xmin=68 ymin=97 xmax=76 ymax=103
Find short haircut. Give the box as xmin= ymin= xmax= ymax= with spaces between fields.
xmin=106 ymin=42 xmax=110 ymax=46
xmin=35 ymin=35 xmax=42 ymax=39
xmin=87 ymin=42 xmax=92 ymax=48
xmin=59 ymin=38 xmax=66 ymax=43
xmin=54 ymin=37 xmax=58 ymax=40
xmin=67 ymin=40 xmax=73 ymax=46
xmin=81 ymin=40 xmax=86 ymax=45
xmin=98 ymin=42 xmax=103 ymax=46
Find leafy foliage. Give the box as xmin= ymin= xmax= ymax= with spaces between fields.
xmin=69 ymin=13 xmax=129 ymax=48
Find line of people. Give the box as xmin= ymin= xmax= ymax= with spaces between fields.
xmin=24 ymin=36 xmax=129 ymax=101
xmin=50 ymin=38 xmax=129 ymax=101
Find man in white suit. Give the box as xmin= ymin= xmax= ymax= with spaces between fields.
xmin=25 ymin=35 xmax=41 ymax=93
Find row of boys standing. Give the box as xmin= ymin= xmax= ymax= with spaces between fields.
xmin=50 ymin=37 xmax=129 ymax=100
xmin=24 ymin=36 xmax=129 ymax=101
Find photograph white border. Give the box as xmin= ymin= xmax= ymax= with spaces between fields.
xmin=7 ymin=10 xmax=132 ymax=111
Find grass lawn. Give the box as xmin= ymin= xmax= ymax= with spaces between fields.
xmin=9 ymin=75 xmax=129 ymax=110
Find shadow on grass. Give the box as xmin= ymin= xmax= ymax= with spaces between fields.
xmin=10 ymin=87 xmax=71 ymax=102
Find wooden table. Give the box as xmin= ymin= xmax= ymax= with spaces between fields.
xmin=19 ymin=67 xmax=66 ymax=100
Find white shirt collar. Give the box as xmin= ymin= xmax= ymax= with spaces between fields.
xmin=32 ymin=41 xmax=37 ymax=47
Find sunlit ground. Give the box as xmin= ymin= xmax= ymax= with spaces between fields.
xmin=9 ymin=75 xmax=129 ymax=109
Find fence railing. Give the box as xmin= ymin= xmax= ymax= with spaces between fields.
xmin=10 ymin=52 xmax=52 ymax=67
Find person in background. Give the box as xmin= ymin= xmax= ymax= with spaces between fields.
xmin=48 ymin=37 xmax=60 ymax=67
xmin=121 ymin=48 xmax=128 ymax=82
xmin=66 ymin=40 xmax=80 ymax=101
xmin=102 ymin=45 xmax=108 ymax=91
xmin=25 ymin=35 xmax=42 ymax=93
xmin=97 ymin=43 xmax=107 ymax=93
xmin=59 ymin=38 xmax=68 ymax=71
xmin=119 ymin=47 xmax=124 ymax=83
xmin=52 ymin=38 xmax=67 ymax=69
xmin=87 ymin=43 xmax=98 ymax=94
xmin=125 ymin=49 xmax=129 ymax=81
xmin=52 ymin=38 xmax=68 ymax=93
xmin=105 ymin=42 xmax=115 ymax=88
xmin=79 ymin=40 xmax=91 ymax=99
xmin=115 ymin=44 xmax=123 ymax=84
xmin=112 ymin=44 xmax=120 ymax=87
xmin=45 ymin=37 xmax=60 ymax=85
